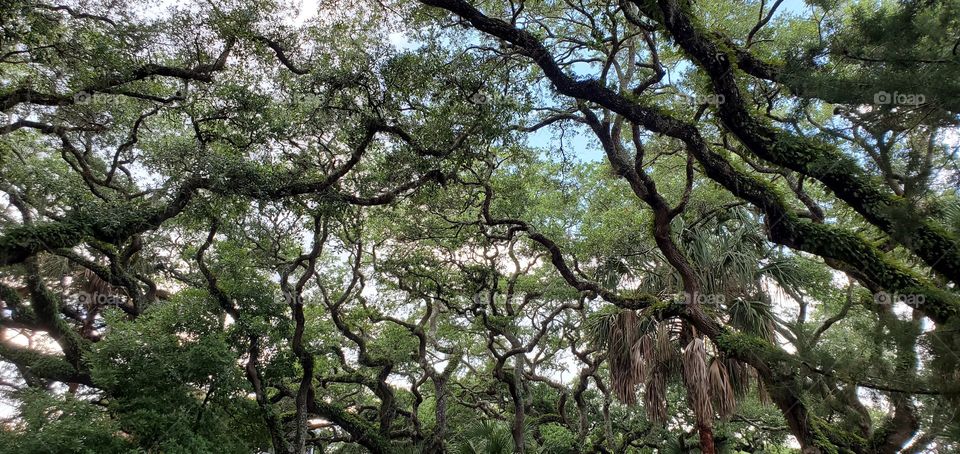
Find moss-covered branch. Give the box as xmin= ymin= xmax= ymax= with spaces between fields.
xmin=637 ymin=0 xmax=960 ymax=284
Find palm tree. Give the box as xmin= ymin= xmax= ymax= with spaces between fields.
xmin=588 ymin=208 xmax=799 ymax=448
xmin=451 ymin=420 xmax=535 ymax=454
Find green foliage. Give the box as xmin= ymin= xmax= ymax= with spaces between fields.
xmin=539 ymin=423 xmax=578 ymax=454
xmin=1 ymin=0 xmax=958 ymax=453
xmin=87 ymin=292 xmax=268 ymax=452
xmin=0 ymin=389 xmax=132 ymax=454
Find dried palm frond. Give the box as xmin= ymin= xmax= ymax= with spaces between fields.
xmin=756 ymin=368 xmax=771 ymax=404
xmin=725 ymin=357 xmax=751 ymax=399
xmin=77 ymin=267 xmax=114 ymax=297
xmin=654 ymin=322 xmax=679 ymax=374
xmin=708 ymin=357 xmax=736 ymax=420
xmin=678 ymin=321 xmax=696 ymax=351
xmin=644 ymin=369 xmax=667 ymax=425
xmin=606 ymin=310 xmax=669 ymax=406
xmin=609 ymin=310 xmax=640 ymax=404
xmin=682 ymin=337 xmax=713 ymax=426
xmin=632 ymin=330 xmax=654 ymax=384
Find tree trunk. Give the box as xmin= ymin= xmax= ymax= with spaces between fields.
xmin=697 ymin=421 xmax=716 ymax=454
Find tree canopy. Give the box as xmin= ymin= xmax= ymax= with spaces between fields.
xmin=1 ymin=0 xmax=958 ymax=452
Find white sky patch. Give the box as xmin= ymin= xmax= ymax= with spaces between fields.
xmin=293 ymin=0 xmax=321 ymax=24
xmin=941 ymin=128 xmax=960 ymax=148
xmin=387 ymin=31 xmax=417 ymax=51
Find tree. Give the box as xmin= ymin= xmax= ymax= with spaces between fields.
xmin=1 ymin=0 xmax=958 ymax=453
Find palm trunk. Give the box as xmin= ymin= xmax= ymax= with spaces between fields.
xmin=697 ymin=421 xmax=716 ymax=454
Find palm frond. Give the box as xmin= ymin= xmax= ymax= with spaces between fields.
xmin=758 ymin=256 xmax=805 ymax=292
xmin=610 ymin=310 xmax=639 ymax=404
xmin=585 ymin=305 xmax=621 ymax=348
xmin=682 ymin=337 xmax=713 ymax=426
xmin=725 ymin=358 xmax=751 ymax=399
xmin=940 ymin=199 xmax=960 ymax=236
xmin=644 ymin=369 xmax=668 ymax=425
xmin=727 ymin=298 xmax=776 ymax=342
xmin=632 ymin=330 xmax=655 ymax=385
xmin=654 ymin=322 xmax=679 ymax=374
xmin=708 ymin=357 xmax=736 ymax=420
xmin=595 ymin=256 xmax=632 ymax=290
xmin=453 ymin=420 xmax=516 ymax=454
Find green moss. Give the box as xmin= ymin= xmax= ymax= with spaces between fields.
xmin=811 ymin=418 xmax=868 ymax=454
xmin=715 ymin=330 xmax=799 ymax=376
xmin=0 ymin=217 xmax=91 ymax=253
xmin=29 ymin=355 xmax=78 ymax=380
xmin=716 ymin=329 xmax=774 ymax=356
xmin=781 ymin=215 xmax=960 ymax=322
xmin=0 ymin=343 xmax=79 ymax=382
xmin=621 ymin=288 xmax=662 ymax=308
